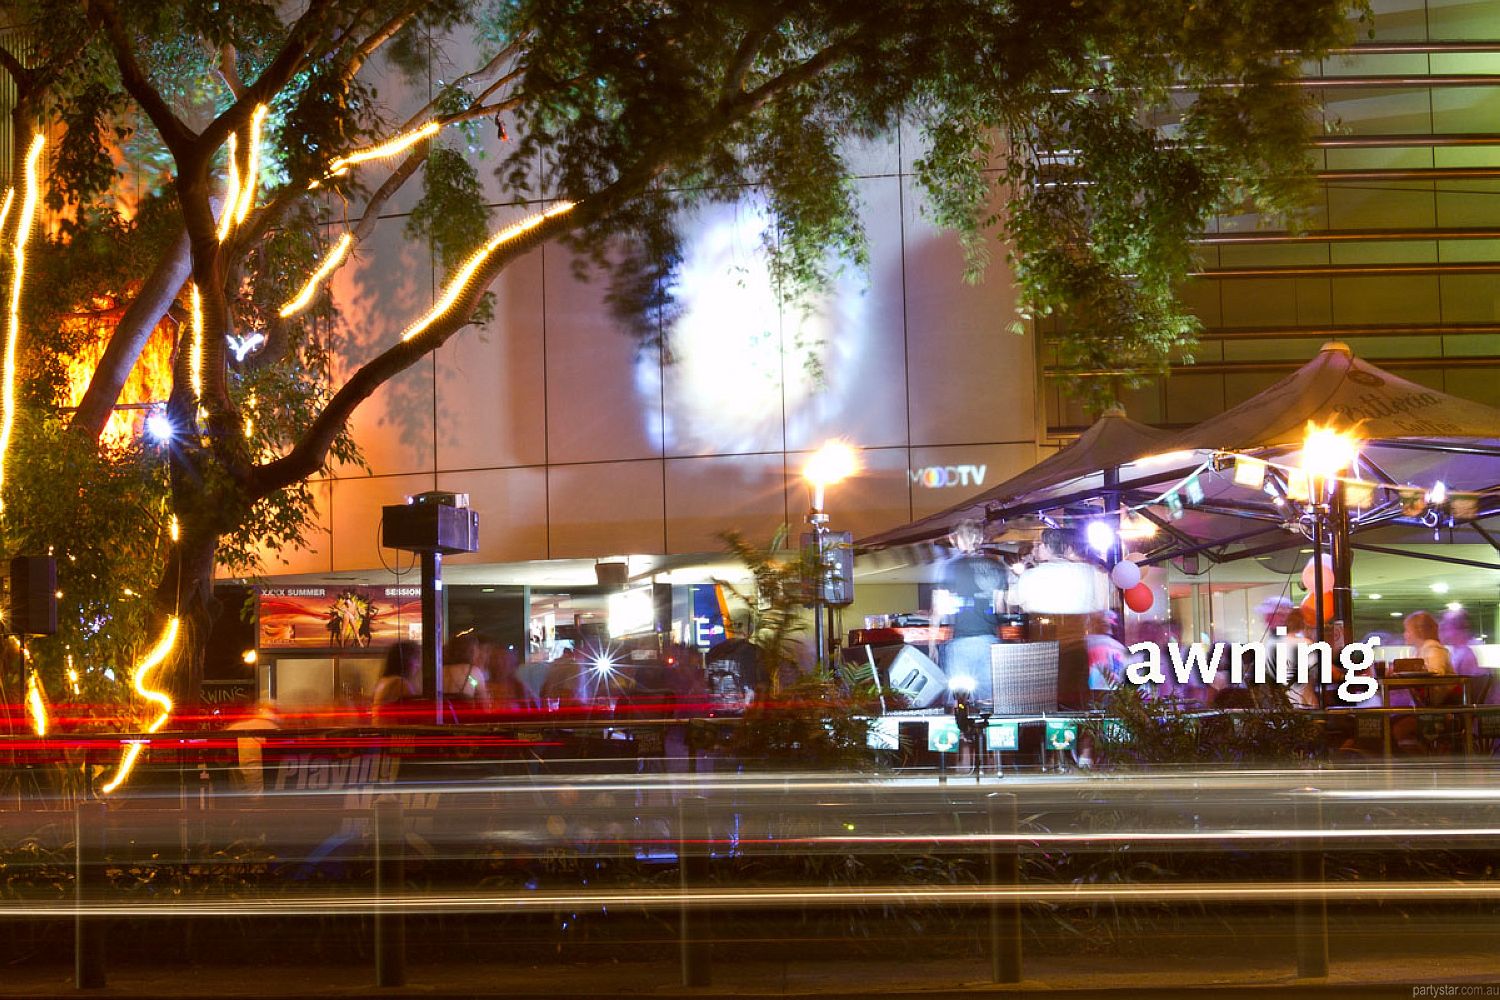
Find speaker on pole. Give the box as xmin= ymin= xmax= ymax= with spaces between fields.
xmin=9 ymin=555 xmax=57 ymax=637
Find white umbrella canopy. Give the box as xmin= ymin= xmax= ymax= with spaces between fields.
xmin=857 ymin=408 xmax=1176 ymax=549
xmin=1116 ymin=343 xmax=1500 ymax=567
xmin=1160 ymin=340 xmax=1500 ymax=452
xmin=859 ymin=343 xmax=1500 ymax=566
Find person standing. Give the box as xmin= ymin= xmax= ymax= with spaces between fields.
xmin=936 ymin=521 xmax=1004 ymax=707
xmin=1441 ymin=608 xmax=1495 ymax=704
xmin=371 ymin=641 xmax=421 ymax=724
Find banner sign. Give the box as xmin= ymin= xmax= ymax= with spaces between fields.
xmin=257 ymin=585 xmax=423 ymax=649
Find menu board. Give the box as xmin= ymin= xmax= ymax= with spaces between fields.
xmin=257 ymin=585 xmax=424 ymax=649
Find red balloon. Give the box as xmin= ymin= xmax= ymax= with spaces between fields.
xmin=1300 ymin=591 xmax=1335 ymax=623
xmin=1123 ymin=582 xmax=1154 ymax=614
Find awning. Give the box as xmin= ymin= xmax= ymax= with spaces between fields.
xmin=858 ymin=408 xmax=1175 ymax=549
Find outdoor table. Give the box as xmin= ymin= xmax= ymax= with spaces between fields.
xmin=1374 ymin=673 xmax=1473 ymax=757
xmin=1378 ymin=673 xmax=1469 ymax=709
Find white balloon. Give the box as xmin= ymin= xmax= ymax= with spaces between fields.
xmin=1110 ymin=560 xmax=1142 ymax=590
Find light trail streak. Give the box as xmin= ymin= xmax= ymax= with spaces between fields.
xmin=232 ymin=104 xmax=269 ymax=226
xmin=0 ymin=134 xmax=44 ymax=514
xmin=277 ymin=232 xmax=353 ymax=318
xmin=0 ymin=188 xmax=13 ymax=239
xmin=101 ymin=616 xmax=180 ymax=795
xmin=399 ymin=202 xmax=574 ymax=342
xmin=1 ymin=880 xmax=1498 ymax=919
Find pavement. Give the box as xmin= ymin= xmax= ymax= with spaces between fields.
xmin=3 ymin=944 xmax=1498 ymax=999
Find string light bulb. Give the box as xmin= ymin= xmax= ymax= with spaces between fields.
xmin=278 ymin=233 xmax=353 ymax=318
xmin=216 ymin=133 xmax=240 ymax=242
xmin=324 ymin=121 xmax=441 ymax=179
xmin=232 ymin=104 xmax=269 ymax=225
xmin=400 ymin=202 xmax=575 ymax=342
xmin=102 ymin=616 xmax=180 ymax=795
xmin=1 ymin=134 xmax=45 ymax=515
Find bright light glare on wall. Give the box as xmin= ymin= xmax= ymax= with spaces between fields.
xmin=642 ymin=204 xmax=864 ymax=455
xmin=1430 ymin=581 xmax=1450 ymax=595
xmin=804 ymin=440 xmax=859 ymax=488
xmin=607 ymin=588 xmax=653 ymax=638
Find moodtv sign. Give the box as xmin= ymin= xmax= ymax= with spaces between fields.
xmin=910 ymin=464 xmax=987 ymax=488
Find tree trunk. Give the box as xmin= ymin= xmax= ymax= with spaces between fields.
xmin=152 ymin=529 xmax=221 ymax=709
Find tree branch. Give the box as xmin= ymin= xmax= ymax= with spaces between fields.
xmin=338 ymin=0 xmax=424 ymax=86
xmin=252 ymin=196 xmax=589 ymax=494
xmin=721 ymin=8 xmax=785 ymax=101
xmin=250 ymin=22 xmax=873 ymax=497
xmin=199 ymin=0 xmax=337 ymax=155
xmin=215 ymin=43 xmax=247 ymax=99
xmin=90 ymin=0 xmax=197 ymax=158
xmin=0 ymin=44 xmax=30 ymax=89
xmin=70 ymin=226 xmax=193 ymax=441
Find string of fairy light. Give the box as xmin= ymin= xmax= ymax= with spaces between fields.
xmin=112 ymin=116 xmax=569 ymax=792
xmin=2 ymin=136 xmax=48 ymax=738
xmin=1045 ymin=423 xmax=1498 ymax=552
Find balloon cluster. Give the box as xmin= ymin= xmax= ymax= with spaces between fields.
xmin=1109 ymin=559 xmax=1153 ymax=613
xmin=1299 ymin=555 xmax=1334 ymax=623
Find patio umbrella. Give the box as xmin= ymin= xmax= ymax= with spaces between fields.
xmin=858 ymin=408 xmax=1175 ymax=550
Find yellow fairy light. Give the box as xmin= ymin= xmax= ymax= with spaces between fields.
xmin=168 ymin=513 xmax=180 ymax=542
xmin=325 ymin=120 xmax=441 ymax=179
xmin=242 ymin=390 xmax=256 ymax=440
xmin=101 ymin=616 xmax=180 ymax=795
xmin=189 ymin=284 xmax=203 ymax=400
xmin=216 ymin=133 xmax=240 ymax=242
xmin=25 ymin=669 xmax=47 ymax=737
xmin=1 ymin=134 xmax=45 ymax=515
xmin=400 ymin=202 xmax=575 ymax=342
xmin=278 ymin=232 xmax=353 ymax=317
xmin=233 ymin=104 xmax=269 ymax=225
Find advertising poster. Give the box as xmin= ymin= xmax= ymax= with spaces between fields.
xmin=258 ymin=585 xmax=424 ymax=649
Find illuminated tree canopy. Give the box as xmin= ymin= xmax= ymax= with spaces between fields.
xmin=0 ymin=0 xmax=1361 ymax=711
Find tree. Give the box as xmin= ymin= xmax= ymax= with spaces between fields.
xmin=0 ymin=0 xmax=1361 ymax=718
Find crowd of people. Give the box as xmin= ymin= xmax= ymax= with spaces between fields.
xmin=368 ymin=633 xmax=708 ymax=724
xmin=928 ymin=522 xmax=1497 ymax=758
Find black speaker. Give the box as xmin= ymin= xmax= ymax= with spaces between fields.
xmin=381 ymin=502 xmax=479 ymax=554
xmin=9 ymin=555 xmax=57 ymax=636
xmin=595 ymin=562 xmax=628 ymax=588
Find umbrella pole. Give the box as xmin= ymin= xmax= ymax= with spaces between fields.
xmin=1312 ymin=512 xmax=1327 ymax=644
xmin=1104 ymin=468 xmax=1125 ymax=643
xmin=1328 ymin=482 xmax=1354 ymax=643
